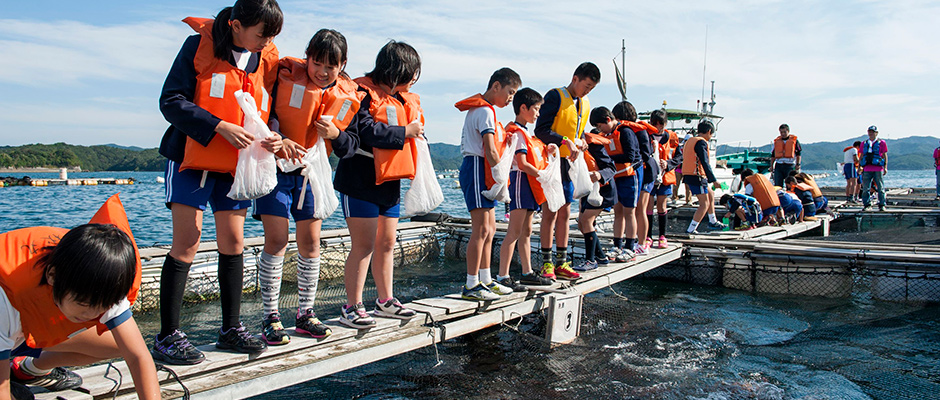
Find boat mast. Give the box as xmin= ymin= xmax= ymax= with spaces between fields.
xmin=700 ymin=26 xmax=708 ymax=118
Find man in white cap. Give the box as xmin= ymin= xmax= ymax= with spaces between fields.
xmin=859 ymin=125 xmax=888 ymax=211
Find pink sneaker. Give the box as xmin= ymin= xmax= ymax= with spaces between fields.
xmin=657 ymin=235 xmax=668 ymax=249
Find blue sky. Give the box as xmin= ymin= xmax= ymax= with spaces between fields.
xmin=2 ymin=0 xmax=938 ymax=148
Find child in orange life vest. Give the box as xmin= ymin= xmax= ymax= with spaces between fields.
xmin=682 ymin=121 xmax=723 ymax=233
xmin=455 ymin=68 xmax=521 ymax=300
xmin=332 ymin=41 xmax=423 ymax=329
xmin=495 ymin=88 xmax=556 ymax=290
xmin=611 ymin=101 xmax=660 ymax=256
xmin=253 ymin=29 xmax=363 ymax=345
xmin=156 ymin=0 xmax=283 ymax=365
xmin=590 ymin=104 xmax=641 ymax=263
xmin=533 ymin=62 xmax=600 ymax=281
xmin=645 ymin=110 xmax=679 ymax=248
xmin=574 ymin=127 xmax=617 ymax=272
xmin=2 ymin=196 xmax=160 ymax=399
xmin=786 ymin=176 xmax=817 ymax=220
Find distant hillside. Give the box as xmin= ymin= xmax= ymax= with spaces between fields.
xmin=0 ymin=143 xmax=164 ymax=171
xmin=719 ymin=136 xmax=940 ymax=170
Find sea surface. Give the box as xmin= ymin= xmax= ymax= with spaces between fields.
xmin=2 ymin=169 xmax=938 ymax=399
xmin=1 ymin=169 xmax=936 ymax=246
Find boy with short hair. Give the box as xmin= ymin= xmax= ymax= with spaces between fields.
xmin=786 ymin=176 xmax=817 ymax=221
xmin=682 ymin=121 xmax=724 ymax=233
xmin=456 ymin=67 xmax=521 ymax=300
xmin=534 ymin=62 xmax=600 ymax=281
xmin=496 ymin=88 xmax=555 ymax=289
xmin=590 ymin=105 xmax=640 ymax=261
xmin=719 ymin=193 xmax=760 ymax=230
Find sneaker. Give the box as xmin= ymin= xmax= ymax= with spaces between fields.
xmin=462 ymin=283 xmax=500 ymax=301
xmin=10 ymin=357 xmax=82 ymax=391
xmin=374 ymin=297 xmax=417 ymax=319
xmin=261 ymin=312 xmax=290 ymax=345
xmin=217 ymin=323 xmax=267 ymax=354
xmin=862 ymin=204 xmax=871 ymax=211
xmin=520 ymin=272 xmax=553 ymax=286
xmin=497 ymin=277 xmax=528 ymax=292
xmin=644 ymin=237 xmax=653 ymax=248
xmin=615 ymin=248 xmax=635 ymax=263
xmin=735 ymin=223 xmax=752 ymax=231
xmin=595 ymin=255 xmax=610 ymax=266
xmin=605 ymin=248 xmax=621 ymax=261
xmin=935 ymin=196 xmax=940 ymax=201
xmin=484 ymin=280 xmax=514 ymax=296
xmin=540 ymin=262 xmax=556 ymax=280
xmin=634 ymin=243 xmax=649 ymax=256
xmin=151 ymin=330 xmax=205 ymax=365
xmin=706 ymin=221 xmax=727 ymax=231
xmin=878 ymin=205 xmax=885 ymax=212
xmin=554 ymin=261 xmax=581 ymax=280
xmin=296 ymin=308 xmax=332 ymax=338
xmin=10 ymin=381 xmax=33 ymax=400
xmin=657 ymin=235 xmax=668 ymax=249
xmin=573 ymin=260 xmax=598 ymax=272
xmin=340 ymin=302 xmax=377 ymax=328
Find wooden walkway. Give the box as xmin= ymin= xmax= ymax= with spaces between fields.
xmin=38 ymin=246 xmax=684 ymax=400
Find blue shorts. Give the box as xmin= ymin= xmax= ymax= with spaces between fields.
xmin=652 ymin=184 xmax=673 ymax=197
xmin=688 ymin=183 xmax=710 ymax=196
xmin=164 ymin=159 xmax=250 ymax=212
xmin=580 ymin=182 xmax=616 ymax=210
xmin=459 ymin=156 xmax=496 ymax=211
xmin=252 ymin=173 xmax=318 ymax=221
xmin=783 ymin=202 xmax=802 ymax=216
xmin=9 ymin=343 xmax=42 ymax=358
xmin=615 ymin=175 xmax=640 ymax=208
xmin=340 ymin=193 xmax=400 ymax=219
xmin=762 ymin=206 xmax=780 ymax=218
xmin=508 ymin=170 xmax=540 ymax=211
xmin=814 ymin=196 xmax=828 ymax=211
xmin=843 ymin=164 xmax=859 ymax=179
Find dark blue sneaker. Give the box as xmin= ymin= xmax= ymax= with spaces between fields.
xmin=462 ymin=283 xmax=500 ymax=301
xmin=217 ymin=323 xmax=267 ymax=354
xmin=706 ymin=221 xmax=727 ymax=231
xmin=11 ymin=356 xmax=82 ymax=391
xmin=152 ymin=330 xmax=205 ymax=365
xmin=573 ymin=260 xmax=598 ymax=272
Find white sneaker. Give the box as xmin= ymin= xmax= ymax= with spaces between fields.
xmin=374 ymin=297 xmax=417 ymax=320
xmin=634 ymin=243 xmax=649 ymax=256
xmin=484 ymin=280 xmax=513 ymax=296
xmin=616 ymin=248 xmax=636 ymax=262
xmin=606 ymin=247 xmax=621 ymax=260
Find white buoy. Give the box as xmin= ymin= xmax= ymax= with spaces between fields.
xmin=59 ymin=168 xmax=68 ymax=180
xmin=156 ymin=176 xmax=166 ymax=183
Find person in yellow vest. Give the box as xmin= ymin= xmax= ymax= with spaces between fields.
xmin=455 ymin=68 xmax=521 ymax=300
xmin=533 ymin=62 xmax=600 ymax=281
xmin=769 ymin=123 xmax=802 ymax=186
xmin=682 ymin=121 xmax=723 ymax=233
xmin=156 ymin=0 xmax=284 ymax=365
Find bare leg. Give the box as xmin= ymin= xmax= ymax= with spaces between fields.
xmin=344 ymin=217 xmax=377 ymax=306
xmin=371 ymin=215 xmax=399 ymax=300
xmin=467 ymin=208 xmax=496 ymax=277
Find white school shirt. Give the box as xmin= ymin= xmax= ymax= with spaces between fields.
xmin=460 ymin=106 xmax=496 ymax=158
xmin=843 ymin=147 xmax=858 ymax=164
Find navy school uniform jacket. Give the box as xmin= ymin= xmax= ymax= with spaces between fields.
xmin=608 ymin=125 xmax=641 ymax=176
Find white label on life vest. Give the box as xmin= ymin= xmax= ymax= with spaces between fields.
xmin=261 ymin=88 xmax=269 ymax=112
xmin=289 ymin=84 xmax=305 ymax=109
xmin=607 ymin=140 xmax=616 ymax=152
xmin=385 ymin=106 xmax=398 ymax=126
xmin=336 ymin=99 xmax=352 ymax=121
xmin=209 ymin=73 xmax=226 ymax=98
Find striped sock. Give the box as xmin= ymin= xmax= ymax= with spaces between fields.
xmin=297 ymin=255 xmax=321 ymax=312
xmin=540 ymin=248 xmax=553 ymax=265
xmin=258 ymin=252 xmax=284 ymax=317
xmin=555 ymin=247 xmax=568 ymax=265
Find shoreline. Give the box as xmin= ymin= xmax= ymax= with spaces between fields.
xmin=0 ymin=167 xmax=82 ymax=173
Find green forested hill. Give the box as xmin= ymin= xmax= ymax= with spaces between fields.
xmin=722 ymin=135 xmax=939 ymax=170
xmin=0 ymin=143 xmax=164 ymax=171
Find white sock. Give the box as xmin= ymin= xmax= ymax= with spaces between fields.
xmin=21 ymin=357 xmax=52 ymax=377
xmin=687 ymin=220 xmax=700 ymax=233
xmin=258 ymin=252 xmax=285 ymax=317
xmin=466 ymin=274 xmax=480 ymax=289
xmin=497 ymin=274 xmax=510 ymax=281
xmin=708 ymin=213 xmax=719 ymax=223
xmin=296 ymin=255 xmax=321 ymax=313
xmin=479 ymin=268 xmax=493 ymax=285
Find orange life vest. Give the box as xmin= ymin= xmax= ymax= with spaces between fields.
xmin=454 ymin=94 xmax=508 ymax=188
xmin=178 ymin=17 xmax=279 ymax=175
xmin=0 ymin=195 xmax=142 ymax=349
xmin=274 ymin=56 xmax=363 ymax=155
xmin=605 ymin=124 xmax=635 ymax=179
xmin=682 ymin=136 xmax=708 ymax=178
xmin=656 ymin=129 xmax=678 ymax=186
xmin=799 ymin=174 xmax=823 ymax=198
xmin=354 ymin=76 xmax=421 ymax=185
xmin=792 ymin=182 xmax=814 ymax=194
xmin=773 ymin=135 xmax=799 ymax=159
xmin=507 ymin=123 xmax=548 ymax=205
xmin=582 ymin=132 xmax=611 ymax=186
xmin=744 ymin=174 xmax=781 ymax=210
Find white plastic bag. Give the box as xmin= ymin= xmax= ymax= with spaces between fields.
xmin=481 ymin=133 xmax=520 ymax=203
xmin=568 ymin=145 xmax=593 ymax=200
xmin=537 ymin=152 xmax=565 ymax=212
xmin=227 ymin=90 xmax=278 ymax=201
xmin=402 ymin=137 xmax=444 ymax=217
xmin=587 ymin=180 xmax=603 ymax=206
xmin=276 ymin=136 xmax=339 ymax=220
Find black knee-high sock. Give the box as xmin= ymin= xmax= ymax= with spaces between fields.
xmin=218 ymin=252 xmax=244 ymax=331
xmin=555 ymin=247 xmax=568 ymax=265
xmin=658 ymin=213 xmax=668 ymax=237
xmin=583 ymin=232 xmax=596 ymax=262
xmin=646 ymin=213 xmax=654 ymax=238
xmin=594 ymin=233 xmax=607 ymax=260
xmin=540 ymin=248 xmax=553 ymax=265
xmin=159 ymin=255 xmax=191 ymax=339
xmin=613 ymin=237 xmax=622 ymax=249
